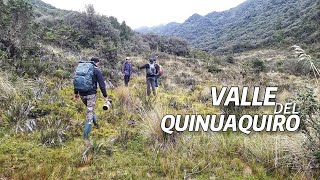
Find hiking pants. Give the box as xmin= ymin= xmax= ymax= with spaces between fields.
xmin=155 ymin=75 xmax=159 ymax=87
xmin=81 ymin=94 xmax=97 ymax=139
xmin=124 ymin=75 xmax=130 ymax=86
xmin=146 ymin=77 xmax=156 ymax=96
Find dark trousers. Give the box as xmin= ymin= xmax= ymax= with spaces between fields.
xmin=146 ymin=77 xmax=156 ymax=96
xmin=124 ymin=75 xmax=131 ymax=86
xmin=155 ymin=76 xmax=159 ymax=87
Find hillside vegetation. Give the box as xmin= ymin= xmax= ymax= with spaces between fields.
xmin=0 ymin=0 xmax=320 ymax=179
xmin=1 ymin=45 xmax=320 ymax=179
xmin=137 ymin=0 xmax=320 ymax=55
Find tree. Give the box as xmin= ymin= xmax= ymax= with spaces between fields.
xmin=0 ymin=0 xmax=34 ymax=58
xmin=84 ymin=4 xmax=97 ymax=38
xmin=120 ymin=21 xmax=133 ymax=41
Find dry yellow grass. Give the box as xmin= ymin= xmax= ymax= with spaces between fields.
xmin=0 ymin=74 xmax=16 ymax=101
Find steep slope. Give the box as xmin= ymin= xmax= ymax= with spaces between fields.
xmin=30 ymin=0 xmax=70 ymax=19
xmin=137 ymin=0 xmax=320 ymax=53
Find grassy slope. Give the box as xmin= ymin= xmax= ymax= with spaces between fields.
xmin=0 ymin=48 xmax=319 ymax=179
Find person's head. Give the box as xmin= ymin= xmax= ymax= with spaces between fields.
xmin=149 ymin=57 xmax=155 ymax=64
xmin=91 ymin=57 xmax=100 ymax=66
xmin=125 ymin=57 xmax=130 ymax=63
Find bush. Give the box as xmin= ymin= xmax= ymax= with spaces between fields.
xmin=251 ymin=59 xmax=266 ymax=73
xmin=241 ymin=58 xmax=266 ymax=76
xmin=40 ymin=119 xmax=70 ymax=147
xmin=226 ymin=55 xmax=235 ymax=64
xmin=283 ymin=59 xmax=311 ymax=76
xmin=294 ymin=88 xmax=320 ymax=168
xmin=4 ymin=100 xmax=34 ymax=133
xmin=206 ymin=57 xmax=223 ymax=74
xmin=208 ymin=65 xmax=222 ymax=73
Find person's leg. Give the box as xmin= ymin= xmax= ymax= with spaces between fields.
xmin=81 ymin=95 xmax=91 ymax=142
xmin=83 ymin=122 xmax=91 ymax=140
xmin=155 ymin=76 xmax=158 ymax=87
xmin=80 ymin=96 xmax=87 ymax=106
xmin=93 ymin=114 xmax=99 ymax=128
xmin=123 ymin=75 xmax=128 ymax=86
xmin=83 ymin=94 xmax=97 ymax=142
xmin=126 ymin=75 xmax=130 ymax=86
xmin=146 ymin=77 xmax=151 ymax=96
xmin=151 ymin=77 xmax=156 ymax=96
xmin=127 ymin=75 xmax=130 ymax=84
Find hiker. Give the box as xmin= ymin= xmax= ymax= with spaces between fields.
xmin=122 ymin=57 xmax=133 ymax=86
xmin=73 ymin=57 xmax=109 ymax=147
xmin=139 ymin=57 xmax=160 ymax=96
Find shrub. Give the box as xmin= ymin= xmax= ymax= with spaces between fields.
xmin=294 ymin=87 xmax=320 ymax=168
xmin=283 ymin=59 xmax=311 ymax=76
xmin=226 ymin=55 xmax=235 ymax=64
xmin=208 ymin=65 xmax=222 ymax=73
xmin=4 ymin=100 xmax=34 ymax=133
xmin=251 ymin=59 xmax=266 ymax=73
xmin=241 ymin=58 xmax=266 ymax=76
xmin=40 ymin=120 xmax=70 ymax=148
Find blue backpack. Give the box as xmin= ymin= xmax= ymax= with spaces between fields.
xmin=73 ymin=62 xmax=95 ymax=92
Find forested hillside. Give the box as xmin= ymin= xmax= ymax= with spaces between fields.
xmin=0 ymin=0 xmax=190 ymax=67
xmin=137 ymin=0 xmax=320 ymax=55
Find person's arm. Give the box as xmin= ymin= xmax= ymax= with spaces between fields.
xmin=74 ymin=89 xmax=79 ymax=99
xmin=156 ymin=64 xmax=160 ymax=75
xmin=139 ymin=64 xmax=148 ymax=70
xmin=95 ymin=68 xmax=108 ymax=98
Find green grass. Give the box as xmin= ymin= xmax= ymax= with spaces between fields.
xmin=0 ymin=129 xmax=275 ymax=179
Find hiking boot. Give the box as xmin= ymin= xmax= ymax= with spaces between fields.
xmin=94 ymin=123 xmax=100 ymax=129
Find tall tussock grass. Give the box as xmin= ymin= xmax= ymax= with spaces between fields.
xmin=0 ymin=74 xmax=16 ymax=102
xmin=114 ymin=86 xmax=134 ymax=111
xmin=139 ymin=105 xmax=175 ymax=145
xmin=292 ymin=45 xmax=320 ymax=84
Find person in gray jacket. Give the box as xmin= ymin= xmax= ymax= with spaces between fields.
xmin=139 ymin=57 xmax=159 ymax=96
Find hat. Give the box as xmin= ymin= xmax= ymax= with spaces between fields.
xmin=91 ymin=57 xmax=100 ymax=63
xmin=125 ymin=57 xmax=130 ymax=60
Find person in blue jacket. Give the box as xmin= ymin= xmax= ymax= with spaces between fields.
xmin=122 ymin=57 xmax=133 ymax=87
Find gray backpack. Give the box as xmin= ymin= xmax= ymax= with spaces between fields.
xmin=73 ymin=62 xmax=95 ymax=92
xmin=147 ymin=63 xmax=157 ymax=76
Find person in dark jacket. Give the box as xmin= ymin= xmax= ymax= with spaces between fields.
xmin=139 ymin=57 xmax=159 ymax=96
xmin=74 ymin=57 xmax=109 ymax=147
xmin=122 ymin=57 xmax=132 ymax=86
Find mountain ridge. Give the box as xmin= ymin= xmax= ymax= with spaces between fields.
xmin=136 ymin=0 xmax=320 ymax=54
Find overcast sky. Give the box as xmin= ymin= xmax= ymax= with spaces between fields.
xmin=42 ymin=0 xmax=246 ymax=29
